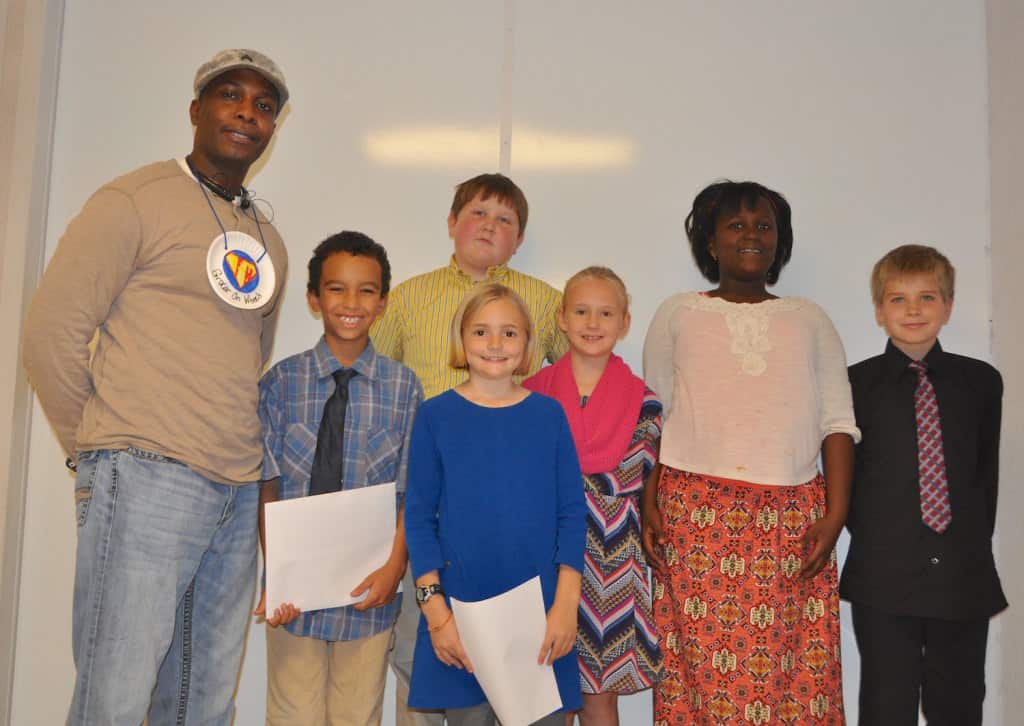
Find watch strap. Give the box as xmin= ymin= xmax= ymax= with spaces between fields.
xmin=415 ymin=583 xmax=444 ymax=606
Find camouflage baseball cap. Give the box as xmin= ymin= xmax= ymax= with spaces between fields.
xmin=194 ymin=49 xmax=289 ymax=108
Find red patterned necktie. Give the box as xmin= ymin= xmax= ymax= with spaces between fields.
xmin=909 ymin=360 xmax=952 ymax=533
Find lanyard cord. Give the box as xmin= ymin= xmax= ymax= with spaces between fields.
xmin=186 ymin=157 xmax=269 ymax=262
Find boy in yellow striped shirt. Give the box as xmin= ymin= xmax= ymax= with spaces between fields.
xmin=372 ymin=172 xmax=568 ymax=725
xmin=372 ymin=173 xmax=567 ymax=398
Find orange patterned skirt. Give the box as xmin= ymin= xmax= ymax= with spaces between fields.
xmin=653 ymin=468 xmax=844 ymax=725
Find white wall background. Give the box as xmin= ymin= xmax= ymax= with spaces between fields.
xmin=11 ymin=1 xmax=1008 ymax=724
xmin=988 ymin=0 xmax=1024 ymax=722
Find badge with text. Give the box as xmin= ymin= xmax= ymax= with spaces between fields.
xmin=206 ymin=231 xmax=275 ymax=309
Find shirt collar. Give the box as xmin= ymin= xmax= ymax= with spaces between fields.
xmin=446 ymin=255 xmax=510 ymax=284
xmin=176 ymin=158 xmax=246 ymax=207
xmin=312 ymin=337 xmax=381 ymax=382
xmin=883 ymin=338 xmax=947 ymax=381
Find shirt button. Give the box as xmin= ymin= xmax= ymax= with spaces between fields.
xmin=930 ymin=556 xmax=940 ymax=565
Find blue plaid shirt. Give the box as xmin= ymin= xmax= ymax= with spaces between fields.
xmin=259 ymin=337 xmax=423 ymax=641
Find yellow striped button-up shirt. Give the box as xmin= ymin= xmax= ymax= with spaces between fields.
xmin=371 ymin=257 xmax=568 ymax=399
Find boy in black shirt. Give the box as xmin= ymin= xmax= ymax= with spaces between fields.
xmin=843 ymin=244 xmax=1006 ymax=726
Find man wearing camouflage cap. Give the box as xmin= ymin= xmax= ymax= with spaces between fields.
xmin=23 ymin=49 xmax=289 ymax=725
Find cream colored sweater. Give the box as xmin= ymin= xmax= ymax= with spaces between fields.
xmin=23 ymin=160 xmax=288 ymax=485
xmin=642 ymin=292 xmax=860 ymax=486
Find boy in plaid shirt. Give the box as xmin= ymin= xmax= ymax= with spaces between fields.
xmin=257 ymin=231 xmax=423 ymax=724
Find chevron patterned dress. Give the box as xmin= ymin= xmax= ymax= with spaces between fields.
xmin=578 ymin=389 xmax=663 ymax=694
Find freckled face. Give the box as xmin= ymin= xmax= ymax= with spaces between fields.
xmin=448 ymin=193 xmax=523 ymax=279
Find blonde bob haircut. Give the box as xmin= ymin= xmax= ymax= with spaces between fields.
xmin=870 ymin=244 xmax=955 ymax=304
xmin=563 ymin=265 xmax=630 ymax=314
xmin=449 ymin=282 xmax=535 ymax=375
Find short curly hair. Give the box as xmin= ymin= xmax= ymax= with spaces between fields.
xmin=307 ymin=230 xmax=392 ymax=296
xmin=685 ymin=180 xmax=793 ymax=286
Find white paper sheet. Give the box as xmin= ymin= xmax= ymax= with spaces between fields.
xmin=450 ymin=577 xmax=562 ymax=726
xmin=265 ymin=482 xmax=397 ymax=614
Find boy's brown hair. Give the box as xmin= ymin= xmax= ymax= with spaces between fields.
xmin=871 ymin=244 xmax=956 ymax=304
xmin=449 ymin=283 xmax=535 ymax=375
xmin=450 ymin=173 xmax=529 ymax=234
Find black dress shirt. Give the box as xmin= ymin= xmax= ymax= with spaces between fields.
xmin=841 ymin=340 xmax=1007 ymax=620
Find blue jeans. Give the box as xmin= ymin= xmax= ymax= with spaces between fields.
xmin=68 ymin=448 xmax=258 ymax=726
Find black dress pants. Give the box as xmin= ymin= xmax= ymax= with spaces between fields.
xmin=851 ymin=602 xmax=990 ymax=726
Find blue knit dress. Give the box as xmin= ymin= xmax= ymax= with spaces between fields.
xmin=404 ymin=390 xmax=586 ymax=713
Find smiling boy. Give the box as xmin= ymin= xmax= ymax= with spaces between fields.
xmin=22 ymin=48 xmax=289 ymax=725
xmin=257 ymin=231 xmax=422 ymax=725
xmin=843 ymin=244 xmax=1006 ymax=726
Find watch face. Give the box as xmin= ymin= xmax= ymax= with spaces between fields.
xmin=416 ymin=584 xmax=441 ymax=604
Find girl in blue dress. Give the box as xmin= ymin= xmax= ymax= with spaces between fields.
xmin=404 ymin=282 xmax=587 ymax=725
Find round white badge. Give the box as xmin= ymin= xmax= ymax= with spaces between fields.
xmin=206 ymin=231 xmax=276 ymax=309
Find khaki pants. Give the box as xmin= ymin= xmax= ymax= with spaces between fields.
xmin=266 ymin=625 xmax=393 ymax=726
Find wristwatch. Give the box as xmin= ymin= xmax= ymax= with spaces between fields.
xmin=415 ymin=583 xmax=444 ymax=606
